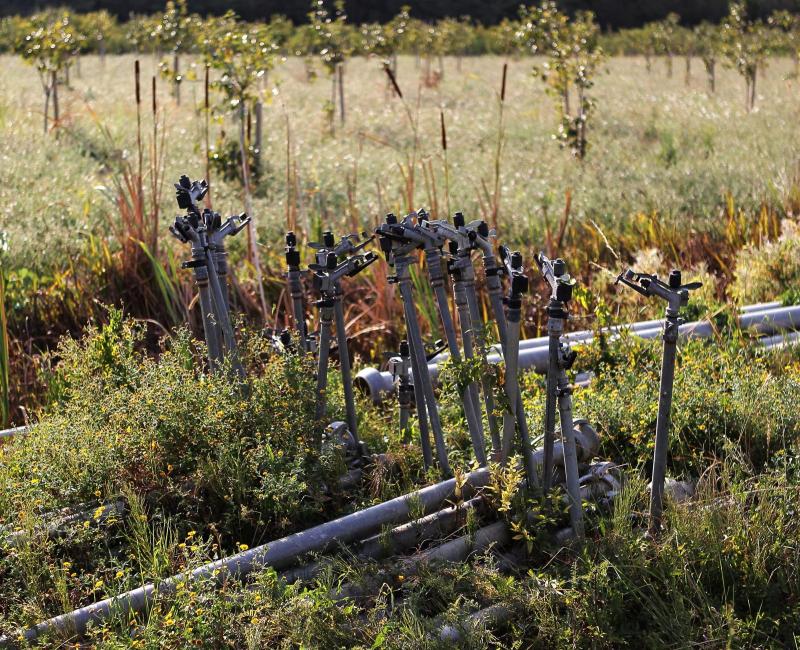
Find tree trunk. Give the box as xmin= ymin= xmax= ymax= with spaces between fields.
xmin=329 ymin=73 xmax=336 ymax=136
xmin=645 ymin=54 xmax=652 ymax=73
xmin=684 ymin=56 xmax=691 ymax=86
xmin=438 ymin=54 xmax=444 ymax=81
xmin=666 ymin=54 xmax=673 ymax=78
xmin=238 ymin=103 xmax=269 ymax=319
xmin=173 ymin=52 xmax=181 ymax=105
xmin=43 ymin=83 xmax=51 ymax=135
xmin=337 ymin=62 xmax=345 ymax=126
xmin=749 ymin=69 xmax=757 ymax=111
xmin=255 ymin=98 xmax=263 ymax=170
xmin=51 ymin=71 xmax=59 ymax=128
xmin=707 ymin=61 xmax=715 ymax=94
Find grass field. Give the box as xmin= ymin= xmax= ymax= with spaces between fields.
xmin=1 ymin=52 xmax=800 ymax=647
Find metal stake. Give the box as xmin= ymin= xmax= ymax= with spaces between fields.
xmin=616 ymin=267 xmax=701 ymax=534
xmin=536 ymin=253 xmax=583 ymax=537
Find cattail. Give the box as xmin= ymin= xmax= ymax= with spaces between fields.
xmin=440 ymin=110 xmax=447 ymax=152
xmin=134 ymin=60 xmax=141 ymax=105
xmin=501 ymin=62 xmax=508 ymax=103
xmin=151 ymin=76 xmax=157 ymax=117
xmin=383 ymin=63 xmax=403 ymax=99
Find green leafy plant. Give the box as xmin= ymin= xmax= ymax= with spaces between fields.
xmin=721 ymin=2 xmax=770 ymax=112
xmin=518 ymin=2 xmax=604 ymax=160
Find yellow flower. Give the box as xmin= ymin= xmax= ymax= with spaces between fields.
xmin=250 ymin=617 xmax=259 ymax=625
xmin=115 ymin=570 xmax=125 ymax=579
xmin=238 ymin=543 xmax=249 ymax=551
xmin=187 ymin=530 xmax=196 ymax=539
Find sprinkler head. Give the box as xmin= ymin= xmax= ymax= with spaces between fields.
xmin=417 ymin=208 xmax=429 ymax=223
xmin=453 ymin=212 xmax=465 ymax=228
xmin=285 ymin=248 xmax=300 ymax=266
xmin=326 ymin=252 xmax=338 ymax=270
xmin=323 ymin=231 xmax=335 ymax=248
xmin=385 ymin=213 xmax=398 ymax=225
xmin=399 ymin=339 xmax=410 ymax=356
xmin=477 ymin=221 xmax=489 ymax=238
xmin=448 ymin=241 xmax=458 ymax=256
xmin=553 ymin=258 xmax=566 ymax=276
xmin=669 ymin=269 xmax=682 ymax=288
xmin=286 ymin=231 xmax=297 ymax=247
xmin=511 ymin=251 xmax=523 ymax=270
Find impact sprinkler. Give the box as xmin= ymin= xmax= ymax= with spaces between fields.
xmin=285 ymin=231 xmax=314 ymax=354
xmin=386 ymin=210 xmax=486 ymax=466
xmin=464 ymin=217 xmax=536 ymax=480
xmin=310 ymin=247 xmax=377 ymax=458
xmin=420 ymin=214 xmax=501 ymax=457
xmin=496 ymin=247 xmax=538 ymax=490
xmin=377 ymin=213 xmax=451 ymax=475
xmin=536 ymin=253 xmax=584 ymax=538
xmin=170 ymin=175 xmax=249 ymax=378
xmin=616 ymin=268 xmax=701 ymax=535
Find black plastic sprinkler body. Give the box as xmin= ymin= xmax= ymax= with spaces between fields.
xmin=497 ymin=247 xmax=538 ymax=491
xmin=377 ymin=213 xmax=451 ymax=475
xmin=285 ymin=231 xmax=314 ymax=353
xmin=616 ymin=268 xmax=701 ymax=535
xmin=536 ymin=253 xmax=584 ymax=538
xmin=310 ymin=246 xmax=377 ymax=456
xmin=170 ymin=175 xmax=248 ymax=378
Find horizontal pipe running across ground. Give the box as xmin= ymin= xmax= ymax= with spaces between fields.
xmin=4 ymin=469 xmax=492 ymax=645
xmin=357 ymin=303 xmax=800 ymax=403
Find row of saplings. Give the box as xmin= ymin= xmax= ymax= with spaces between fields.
xmin=3 ymin=175 xmax=705 ymax=644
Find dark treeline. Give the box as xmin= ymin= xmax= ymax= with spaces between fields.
xmin=2 ymin=0 xmax=800 ymax=28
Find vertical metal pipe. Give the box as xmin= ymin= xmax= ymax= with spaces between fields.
xmin=649 ymin=314 xmax=679 ymax=533
xmin=556 ymin=366 xmax=584 ymax=538
xmin=452 ymin=276 xmax=490 ymax=454
xmin=334 ymin=295 xmax=360 ymax=450
xmin=543 ymin=318 xmax=561 ymax=494
xmin=463 ymin=266 xmax=501 ymax=454
xmin=398 ymin=258 xmax=451 ymax=475
xmin=315 ymin=303 xmax=334 ymax=424
xmin=407 ymin=333 xmax=433 ymax=469
xmin=203 ymin=238 xmax=244 ymax=378
xmin=425 ymin=246 xmax=486 ymax=465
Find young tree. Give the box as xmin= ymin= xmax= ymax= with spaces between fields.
xmin=76 ymin=10 xmax=118 ymax=64
xmin=721 ymin=2 xmax=770 ymax=112
xmin=518 ymin=3 xmax=604 ymax=160
xmin=308 ymin=0 xmax=352 ymax=134
xmin=153 ymin=0 xmax=192 ymax=105
xmin=488 ymin=17 xmax=522 ymax=60
xmin=201 ymin=11 xmax=279 ymax=317
xmin=769 ymin=10 xmax=800 ymax=77
xmin=16 ymin=11 xmax=80 ymax=135
xmin=651 ymin=13 xmax=681 ymax=78
xmin=694 ymin=22 xmax=722 ymax=93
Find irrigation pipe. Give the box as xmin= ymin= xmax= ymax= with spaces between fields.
xmin=3 ymin=468 xmax=492 ymax=645
xmin=356 ymin=303 xmax=800 ymax=403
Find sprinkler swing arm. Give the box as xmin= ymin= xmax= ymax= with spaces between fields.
xmin=535 ymin=252 xmax=585 ymax=538
xmin=615 ymin=267 xmax=701 ymax=535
